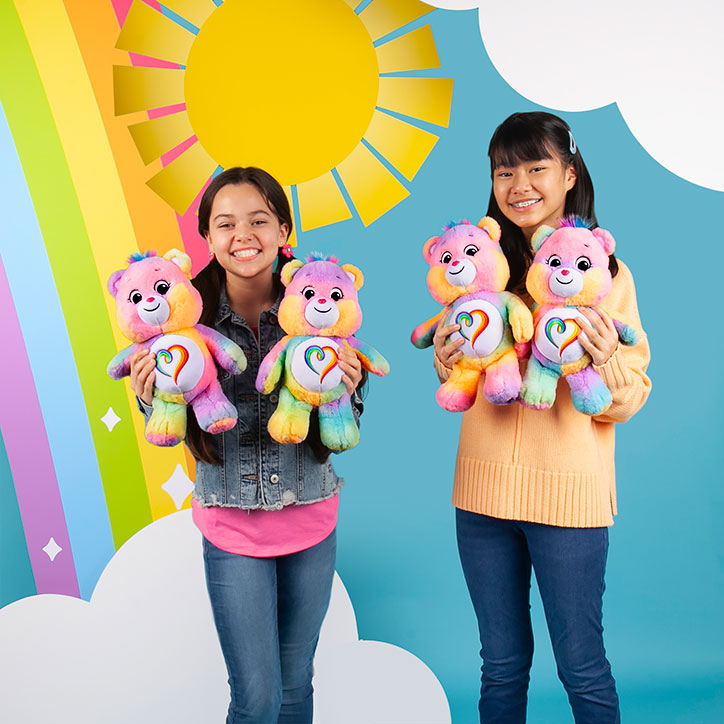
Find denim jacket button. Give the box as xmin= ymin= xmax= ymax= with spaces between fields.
xmin=270 ymin=473 xmax=280 ymax=484
xmin=270 ymin=393 xmax=278 ymax=404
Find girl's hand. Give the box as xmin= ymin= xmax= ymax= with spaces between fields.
xmin=577 ymin=306 xmax=618 ymax=366
xmin=338 ymin=345 xmax=363 ymax=396
xmin=433 ymin=322 xmax=464 ymax=369
xmin=130 ymin=348 xmax=156 ymax=405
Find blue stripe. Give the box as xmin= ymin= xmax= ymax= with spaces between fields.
xmin=0 ymin=101 xmax=115 ymax=601
xmin=0 ymin=427 xmax=36 ymax=608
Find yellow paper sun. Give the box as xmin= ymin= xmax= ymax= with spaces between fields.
xmin=114 ymin=0 xmax=453 ymax=230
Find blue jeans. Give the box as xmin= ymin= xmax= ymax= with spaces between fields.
xmin=203 ymin=530 xmax=336 ymax=724
xmin=456 ymin=510 xmax=620 ymax=724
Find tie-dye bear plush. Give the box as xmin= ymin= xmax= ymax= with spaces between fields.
xmin=521 ymin=217 xmax=638 ymax=415
xmin=256 ymin=253 xmax=389 ymax=451
xmin=411 ymin=218 xmax=533 ymax=411
xmin=106 ymin=249 xmax=247 ymax=447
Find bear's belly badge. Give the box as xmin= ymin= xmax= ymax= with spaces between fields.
xmin=535 ymin=307 xmax=585 ymax=365
xmin=291 ymin=338 xmax=344 ymax=393
xmin=447 ymin=299 xmax=504 ymax=358
xmin=151 ymin=334 xmax=206 ymax=394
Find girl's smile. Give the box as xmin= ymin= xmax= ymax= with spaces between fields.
xmin=493 ymin=158 xmax=576 ymax=240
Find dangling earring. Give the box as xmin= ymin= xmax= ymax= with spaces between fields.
xmin=208 ymin=247 xmax=215 ymax=260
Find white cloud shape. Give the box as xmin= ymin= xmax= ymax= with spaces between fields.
xmin=427 ymin=0 xmax=724 ymax=192
xmin=0 ymin=511 xmax=450 ymax=724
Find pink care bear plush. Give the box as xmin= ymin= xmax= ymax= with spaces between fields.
xmin=411 ymin=218 xmax=533 ymax=411
xmin=521 ymin=217 xmax=638 ymax=416
xmin=256 ymin=253 xmax=389 ymax=451
xmin=106 ymin=249 xmax=247 ymax=446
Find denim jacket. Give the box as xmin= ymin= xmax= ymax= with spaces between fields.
xmin=139 ymin=283 xmax=362 ymax=510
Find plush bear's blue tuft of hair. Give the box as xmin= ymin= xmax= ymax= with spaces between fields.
xmin=559 ymin=215 xmax=594 ymax=229
xmin=126 ymin=250 xmax=158 ymax=264
xmin=304 ymin=251 xmax=339 ymax=264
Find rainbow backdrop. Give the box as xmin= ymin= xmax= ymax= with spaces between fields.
xmin=0 ymin=0 xmax=212 ymax=606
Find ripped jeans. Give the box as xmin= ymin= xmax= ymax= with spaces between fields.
xmin=203 ymin=530 xmax=336 ymax=724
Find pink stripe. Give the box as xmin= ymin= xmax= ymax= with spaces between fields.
xmin=177 ymin=175 xmax=214 ymax=277
xmin=161 ymin=133 xmax=197 ymax=166
xmin=148 ymin=102 xmax=187 ymax=119
xmin=0 ymin=257 xmax=79 ymax=596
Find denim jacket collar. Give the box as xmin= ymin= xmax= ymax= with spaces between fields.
xmin=214 ymin=275 xmax=283 ymax=326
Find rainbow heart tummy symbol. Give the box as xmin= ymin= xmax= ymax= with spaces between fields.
xmin=456 ymin=309 xmax=489 ymax=348
xmin=305 ymin=345 xmax=338 ymax=384
xmin=156 ymin=344 xmax=190 ymax=385
xmin=545 ymin=318 xmax=581 ymax=355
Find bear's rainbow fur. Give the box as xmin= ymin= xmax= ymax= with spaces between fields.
xmin=411 ymin=218 xmax=533 ymax=411
xmin=256 ymin=254 xmax=389 ymax=451
xmin=106 ymin=249 xmax=247 ymax=446
xmin=521 ymin=217 xmax=638 ymax=415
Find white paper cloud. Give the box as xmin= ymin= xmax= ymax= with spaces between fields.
xmin=0 ymin=511 xmax=450 ymax=724
xmin=427 ymin=0 xmax=724 ymax=191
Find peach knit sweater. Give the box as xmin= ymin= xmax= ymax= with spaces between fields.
xmin=434 ymin=260 xmax=651 ymax=528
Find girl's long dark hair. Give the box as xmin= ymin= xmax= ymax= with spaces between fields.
xmin=486 ymin=112 xmax=618 ymax=290
xmin=186 ymin=167 xmax=294 ymax=464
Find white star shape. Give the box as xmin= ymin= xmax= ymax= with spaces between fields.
xmin=42 ymin=537 xmax=62 ymax=562
xmin=161 ymin=464 xmax=194 ymax=510
xmin=101 ymin=407 xmax=121 ymax=432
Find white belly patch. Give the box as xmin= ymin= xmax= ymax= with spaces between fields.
xmin=447 ymin=299 xmax=505 ymax=358
xmin=535 ymin=307 xmax=586 ymax=365
xmin=290 ymin=338 xmax=343 ymax=393
xmin=151 ymin=334 xmax=206 ymax=394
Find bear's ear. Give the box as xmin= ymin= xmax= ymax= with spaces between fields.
xmin=591 ymin=227 xmax=616 ymax=255
xmin=423 ymin=236 xmax=441 ymax=263
xmin=477 ymin=216 xmax=501 ymax=242
xmin=107 ymin=270 xmax=124 ymax=298
xmin=281 ymin=259 xmax=304 ymax=286
xmin=163 ymin=248 xmax=192 ymax=276
xmin=531 ymin=225 xmax=556 ymax=252
xmin=341 ymin=264 xmax=364 ymax=291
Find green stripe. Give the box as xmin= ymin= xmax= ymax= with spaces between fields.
xmin=0 ymin=3 xmax=151 ymax=547
xmin=0 ymin=427 xmax=37 ymax=608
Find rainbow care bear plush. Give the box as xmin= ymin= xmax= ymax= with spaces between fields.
xmin=256 ymin=253 xmax=389 ymax=451
xmin=411 ymin=218 xmax=534 ymax=411
xmin=107 ymin=250 xmax=247 ymax=446
xmin=521 ymin=217 xmax=638 ymax=415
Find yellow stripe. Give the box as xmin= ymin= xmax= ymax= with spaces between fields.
xmin=358 ymin=0 xmax=433 ymax=42
xmin=162 ymin=0 xmax=218 ymax=30
xmin=128 ymin=111 xmax=195 ymax=165
xmin=377 ymin=77 xmax=454 ymax=127
xmin=15 ymin=0 xmax=191 ymax=519
xmin=297 ymin=172 xmax=352 ymax=232
xmin=113 ymin=65 xmax=186 ymax=116
xmin=375 ymin=25 xmax=440 ymax=73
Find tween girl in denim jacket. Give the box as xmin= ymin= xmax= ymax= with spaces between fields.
xmin=131 ymin=167 xmax=364 ymax=724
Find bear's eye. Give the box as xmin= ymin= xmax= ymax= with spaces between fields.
xmin=441 ymin=252 xmax=452 ymax=264
xmin=302 ymin=286 xmax=315 ymax=300
xmin=330 ymin=288 xmax=343 ymax=302
xmin=576 ymin=256 xmax=591 ymax=272
xmin=129 ymin=291 xmax=143 ymax=304
xmin=547 ymin=255 xmax=562 ymax=268
xmin=464 ymin=245 xmax=479 ymax=257
xmin=154 ymin=280 xmax=170 ymax=295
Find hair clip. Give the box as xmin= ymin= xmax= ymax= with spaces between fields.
xmin=568 ymin=130 xmax=577 ymax=155
xmin=280 ymin=243 xmax=294 ymax=258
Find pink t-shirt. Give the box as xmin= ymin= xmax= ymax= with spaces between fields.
xmin=192 ymin=495 xmax=339 ymax=558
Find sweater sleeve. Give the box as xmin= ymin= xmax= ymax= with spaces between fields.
xmin=592 ymin=259 xmax=652 ymax=423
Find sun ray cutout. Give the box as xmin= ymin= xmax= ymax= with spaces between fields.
xmin=128 ymin=112 xmax=195 ymax=166
xmin=115 ymin=0 xmax=195 ymax=67
xmin=376 ymin=25 xmax=440 ymax=73
xmin=363 ymin=110 xmax=439 ymax=181
xmin=358 ymin=0 xmax=433 ymax=42
xmin=113 ymin=65 xmax=185 ymax=116
xmin=115 ymin=0 xmax=453 ymax=226
xmin=297 ymin=173 xmax=353 ymax=232
xmin=146 ymin=141 xmax=217 ymax=213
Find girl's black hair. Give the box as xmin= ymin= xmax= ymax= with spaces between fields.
xmin=486 ymin=111 xmax=618 ymax=290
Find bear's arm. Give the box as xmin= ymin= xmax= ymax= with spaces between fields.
xmin=411 ymin=309 xmax=445 ymax=349
xmin=107 ymin=342 xmax=143 ymax=380
xmin=592 ymin=260 xmax=651 ymax=424
xmin=345 ymin=337 xmax=390 ymax=377
xmin=502 ymin=292 xmax=534 ymax=344
xmin=256 ymin=336 xmax=291 ymax=394
xmin=196 ymin=324 xmax=247 ymax=375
